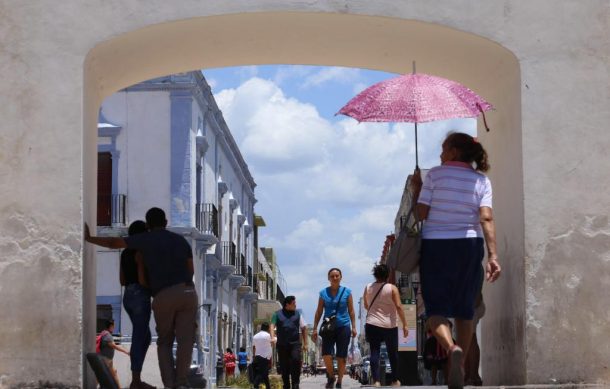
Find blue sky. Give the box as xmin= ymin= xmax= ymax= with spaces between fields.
xmin=202 ymin=65 xmax=476 ymax=325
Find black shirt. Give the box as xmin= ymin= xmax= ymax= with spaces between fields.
xmin=124 ymin=229 xmax=193 ymax=296
xmin=120 ymin=248 xmax=139 ymax=286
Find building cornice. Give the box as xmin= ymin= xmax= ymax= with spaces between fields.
xmin=123 ymin=71 xmax=257 ymax=202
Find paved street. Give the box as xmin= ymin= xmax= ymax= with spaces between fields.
xmin=113 ymin=343 xmax=163 ymax=388
xmin=112 ymin=346 xmax=606 ymax=389
xmin=299 ymin=374 xmax=363 ymax=389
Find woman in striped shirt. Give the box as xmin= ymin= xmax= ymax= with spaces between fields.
xmin=412 ymin=132 xmax=501 ymax=389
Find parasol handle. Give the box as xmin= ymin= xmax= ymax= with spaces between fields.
xmin=415 ymin=122 xmax=419 ymax=169
xmin=476 ymin=102 xmax=491 ymax=132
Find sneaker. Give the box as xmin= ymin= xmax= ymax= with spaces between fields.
xmin=374 ymin=382 xmax=381 ymax=387
xmin=448 ymin=345 xmax=465 ymax=389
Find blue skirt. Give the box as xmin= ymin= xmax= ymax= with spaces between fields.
xmin=420 ymin=238 xmax=484 ymax=320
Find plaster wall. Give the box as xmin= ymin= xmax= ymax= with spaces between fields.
xmin=95 ymin=250 xmax=121 ymax=297
xmin=0 ymin=1 xmax=609 ymax=387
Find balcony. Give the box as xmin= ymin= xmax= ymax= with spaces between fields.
xmin=97 ymin=193 xmax=126 ymax=227
xmin=195 ymin=203 xmax=218 ymax=237
xmin=246 ymin=265 xmax=253 ymax=287
xmin=220 ymin=241 xmax=236 ymax=267
xmin=235 ymin=254 xmax=248 ymax=278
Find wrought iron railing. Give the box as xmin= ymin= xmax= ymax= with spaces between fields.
xmin=97 ymin=194 xmax=126 ymax=226
xmin=236 ymin=254 xmax=247 ymax=277
xmin=221 ymin=241 xmax=236 ymax=266
xmin=246 ymin=265 xmax=253 ymax=287
xmin=397 ymin=274 xmax=410 ymax=288
xmin=195 ymin=203 xmax=218 ymax=237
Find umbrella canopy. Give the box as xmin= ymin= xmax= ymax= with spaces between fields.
xmin=337 ymin=72 xmax=493 ymax=168
xmin=337 ymin=73 xmax=493 ymax=123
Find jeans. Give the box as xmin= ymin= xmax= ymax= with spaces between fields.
xmin=365 ymin=324 xmax=399 ymax=383
xmin=123 ymin=283 xmax=152 ymax=373
xmin=277 ymin=343 xmax=302 ymax=389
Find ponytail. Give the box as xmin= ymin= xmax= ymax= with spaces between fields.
xmin=445 ymin=132 xmax=490 ymax=172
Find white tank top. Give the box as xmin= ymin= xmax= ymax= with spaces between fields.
xmin=365 ymin=282 xmax=397 ymax=328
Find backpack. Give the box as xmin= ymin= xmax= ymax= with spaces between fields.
xmin=276 ymin=310 xmax=301 ymax=345
xmin=96 ymin=330 xmax=109 ymax=354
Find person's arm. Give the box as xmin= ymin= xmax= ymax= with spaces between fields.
xmin=410 ymin=168 xmax=431 ymax=222
xmin=108 ymin=339 xmax=130 ymax=356
xmin=415 ymin=204 xmax=430 ymax=222
xmin=269 ymin=312 xmax=277 ymax=344
xmin=299 ymin=316 xmax=309 ymax=351
xmin=311 ymin=297 xmax=325 ymax=342
xmin=84 ymin=223 xmax=127 ymax=249
xmin=480 ymin=206 xmax=501 ymax=282
xmin=392 ymin=285 xmax=409 ymax=338
xmin=347 ymin=294 xmax=357 ymax=338
xmin=362 ymin=286 xmax=369 ymax=310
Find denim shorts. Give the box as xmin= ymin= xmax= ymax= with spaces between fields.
xmin=321 ymin=325 xmax=351 ymax=358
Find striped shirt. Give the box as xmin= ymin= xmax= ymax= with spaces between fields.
xmin=418 ymin=161 xmax=492 ymax=239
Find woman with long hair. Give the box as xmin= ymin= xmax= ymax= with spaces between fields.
xmin=312 ymin=268 xmax=357 ymax=389
xmin=412 ymin=132 xmax=501 ymax=389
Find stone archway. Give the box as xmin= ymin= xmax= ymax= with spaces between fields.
xmin=83 ymin=12 xmax=523 ymax=386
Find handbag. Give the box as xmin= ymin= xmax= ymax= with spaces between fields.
xmin=387 ymin=203 xmax=421 ymax=274
xmin=319 ymin=287 xmax=346 ymax=338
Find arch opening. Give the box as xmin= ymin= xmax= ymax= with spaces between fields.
xmin=83 ymin=12 xmax=523 ymax=386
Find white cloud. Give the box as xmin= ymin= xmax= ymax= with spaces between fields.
xmin=206 ymin=78 xmax=218 ymax=91
xmin=210 ymin=69 xmax=476 ymax=321
xmin=273 ymin=65 xmax=314 ymax=86
xmin=215 ymin=78 xmax=335 ymax=172
xmin=301 ymin=67 xmax=361 ymax=89
xmin=282 ymin=218 xmax=324 ymax=249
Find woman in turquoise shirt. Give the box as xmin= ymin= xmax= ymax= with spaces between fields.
xmin=312 ymin=268 xmax=357 ymax=389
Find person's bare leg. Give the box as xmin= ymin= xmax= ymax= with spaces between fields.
xmin=454 ymin=319 xmax=474 ymax=358
xmin=323 ymin=355 xmax=334 ymax=377
xmin=426 ymin=316 xmax=454 ymax=351
xmin=337 ymin=357 xmax=346 ymax=384
xmin=469 ymin=333 xmax=482 ymax=385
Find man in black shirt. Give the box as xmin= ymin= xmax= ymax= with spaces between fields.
xmin=86 ymin=207 xmax=197 ymax=389
xmin=270 ymin=296 xmax=308 ymax=389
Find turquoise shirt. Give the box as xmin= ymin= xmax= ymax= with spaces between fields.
xmin=320 ymin=286 xmax=352 ymax=328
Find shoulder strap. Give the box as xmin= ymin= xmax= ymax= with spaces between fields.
xmin=366 ymin=283 xmax=387 ymax=318
xmin=333 ymin=287 xmax=346 ymax=313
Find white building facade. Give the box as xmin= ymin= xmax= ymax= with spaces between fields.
xmin=95 ymin=71 xmax=258 ymax=385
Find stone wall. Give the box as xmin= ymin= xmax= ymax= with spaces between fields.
xmin=0 ymin=1 xmax=608 ymax=387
